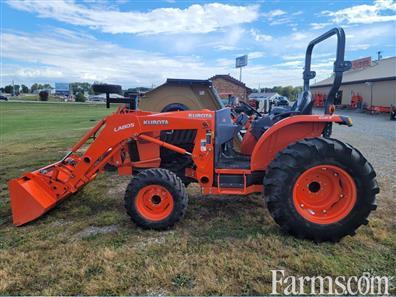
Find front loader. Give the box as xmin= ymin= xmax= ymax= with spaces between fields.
xmin=8 ymin=28 xmax=379 ymax=242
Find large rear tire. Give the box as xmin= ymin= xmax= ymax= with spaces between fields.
xmin=263 ymin=137 xmax=379 ymax=242
xmin=124 ymin=168 xmax=188 ymax=230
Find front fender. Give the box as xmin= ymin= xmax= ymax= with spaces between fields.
xmin=250 ymin=114 xmax=351 ymax=171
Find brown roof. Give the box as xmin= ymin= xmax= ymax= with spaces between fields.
xmin=210 ymin=74 xmax=252 ymax=92
xmin=312 ymin=56 xmax=396 ymax=88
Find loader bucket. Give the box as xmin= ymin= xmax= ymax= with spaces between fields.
xmin=8 ymin=171 xmax=70 ymax=226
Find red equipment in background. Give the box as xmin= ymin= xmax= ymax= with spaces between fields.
xmin=350 ymin=92 xmax=362 ymax=109
xmin=367 ymin=106 xmax=393 ymax=113
xmin=313 ymin=92 xmax=326 ymax=107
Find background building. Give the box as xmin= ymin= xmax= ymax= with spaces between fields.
xmin=311 ymin=56 xmax=396 ymax=109
xmin=210 ymin=74 xmax=252 ymax=102
xmin=55 ymin=82 xmax=71 ymax=96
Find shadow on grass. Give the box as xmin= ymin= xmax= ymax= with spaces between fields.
xmin=1 ymin=178 xmax=283 ymax=243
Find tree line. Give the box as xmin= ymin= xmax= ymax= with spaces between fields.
xmin=0 ymin=82 xmax=155 ymax=103
xmin=0 ymin=83 xmax=92 ymax=95
xmin=251 ymin=86 xmax=303 ymax=101
xmin=0 ymin=83 xmax=152 ymax=95
xmin=1 ymin=82 xmax=303 ymax=102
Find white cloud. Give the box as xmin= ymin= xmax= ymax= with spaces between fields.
xmin=158 ymin=26 xmax=246 ymax=53
xmin=282 ymin=54 xmax=305 ymax=61
xmin=323 ymin=0 xmax=396 ymax=24
xmin=215 ymin=58 xmax=233 ymax=68
xmin=310 ymin=22 xmax=332 ymax=30
xmin=275 ymin=60 xmax=303 ymax=68
xmin=2 ymin=22 xmax=395 ymax=89
xmin=291 ymin=32 xmax=307 ymax=41
xmin=214 ymin=45 xmax=239 ymax=51
xmin=15 ymin=67 xmax=64 ymax=78
xmin=262 ymin=9 xmax=286 ymax=19
xmin=344 ymin=22 xmax=395 ymax=51
xmin=257 ymin=22 xmax=395 ymax=58
xmin=250 ymin=29 xmax=273 ymax=42
xmin=0 ymin=29 xmax=315 ymax=88
xmin=1 ymin=29 xmax=220 ymax=86
xmin=6 ymin=0 xmax=259 ymax=35
xmin=261 ymin=9 xmax=302 ymax=26
xmin=349 ymin=44 xmax=371 ymax=50
xmin=248 ymin=51 xmax=265 ymax=59
xmin=269 ymin=17 xmax=291 ymax=26
xmin=292 ymin=11 xmax=303 ymax=16
xmin=282 ymin=53 xmax=334 ymax=61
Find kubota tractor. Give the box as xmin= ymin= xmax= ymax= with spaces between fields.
xmin=8 ymin=28 xmax=378 ymax=242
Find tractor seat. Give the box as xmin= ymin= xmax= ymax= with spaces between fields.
xmin=215 ymin=108 xmax=240 ymax=148
xmin=292 ymin=90 xmax=313 ymax=114
xmin=250 ymin=91 xmax=313 ymax=139
xmin=214 ymin=108 xmax=251 ymax=169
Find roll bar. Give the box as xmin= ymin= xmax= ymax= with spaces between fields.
xmin=303 ymin=27 xmax=352 ymax=114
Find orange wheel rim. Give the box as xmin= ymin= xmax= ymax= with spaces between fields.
xmin=293 ymin=165 xmax=357 ymax=224
xmin=135 ymin=185 xmax=174 ymax=221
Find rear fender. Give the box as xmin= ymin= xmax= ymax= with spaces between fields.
xmin=250 ymin=114 xmax=351 ymax=171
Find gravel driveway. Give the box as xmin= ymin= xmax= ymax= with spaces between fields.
xmin=327 ymin=109 xmax=396 ymax=181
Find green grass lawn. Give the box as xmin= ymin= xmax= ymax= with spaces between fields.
xmin=0 ymin=102 xmax=395 ymax=295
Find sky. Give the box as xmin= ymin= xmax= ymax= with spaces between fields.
xmin=1 ymin=0 xmax=395 ymax=89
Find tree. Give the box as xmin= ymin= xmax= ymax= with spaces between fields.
xmin=42 ymin=83 xmax=52 ymax=89
xmin=4 ymin=85 xmax=13 ymax=94
xmin=290 ymin=86 xmax=302 ymax=101
xmin=31 ymin=83 xmax=44 ymax=93
xmin=21 ymin=84 xmax=29 ymax=93
xmin=39 ymin=90 xmax=49 ymax=101
xmin=75 ymin=92 xmax=86 ymax=102
xmin=272 ymin=86 xmax=283 ymax=95
xmin=71 ymin=82 xmax=92 ymax=95
xmin=14 ymin=85 xmax=20 ymax=94
xmin=258 ymin=85 xmax=302 ymax=101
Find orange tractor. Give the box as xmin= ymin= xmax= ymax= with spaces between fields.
xmin=8 ymin=28 xmax=378 ymax=242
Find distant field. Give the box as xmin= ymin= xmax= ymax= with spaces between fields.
xmin=0 ymin=102 xmax=395 ymax=295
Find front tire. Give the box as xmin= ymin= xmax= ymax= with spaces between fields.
xmin=263 ymin=137 xmax=379 ymax=242
xmin=124 ymin=168 xmax=188 ymax=230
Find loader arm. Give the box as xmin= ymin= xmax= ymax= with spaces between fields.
xmin=8 ymin=109 xmax=215 ymax=226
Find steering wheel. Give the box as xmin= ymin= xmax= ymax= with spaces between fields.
xmin=239 ymin=101 xmax=262 ymax=117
